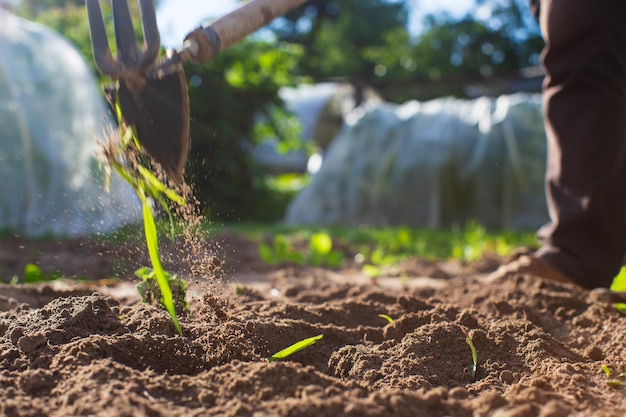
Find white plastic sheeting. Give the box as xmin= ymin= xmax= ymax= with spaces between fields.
xmin=0 ymin=10 xmax=139 ymax=237
xmin=286 ymin=94 xmax=549 ymax=229
xmin=252 ymin=83 xmax=381 ymax=174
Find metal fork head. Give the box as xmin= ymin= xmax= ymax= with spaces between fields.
xmin=86 ymin=0 xmax=160 ymax=79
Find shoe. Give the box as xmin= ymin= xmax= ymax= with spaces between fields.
xmin=486 ymin=254 xmax=575 ymax=285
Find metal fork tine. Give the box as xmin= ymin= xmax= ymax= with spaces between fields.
xmin=86 ymin=0 xmax=118 ymax=76
xmin=112 ymin=0 xmax=140 ymax=68
xmin=138 ymin=0 xmax=160 ymax=68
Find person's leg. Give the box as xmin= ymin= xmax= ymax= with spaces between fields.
xmin=535 ymin=0 xmax=626 ymax=289
xmin=490 ymin=0 xmax=626 ymax=289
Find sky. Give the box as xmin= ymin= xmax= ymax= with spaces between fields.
xmin=156 ymin=0 xmax=475 ymax=48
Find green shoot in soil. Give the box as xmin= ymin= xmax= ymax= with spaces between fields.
xmin=16 ymin=263 xmax=63 ymax=284
xmin=379 ymin=314 xmax=394 ymax=324
xmin=610 ymin=267 xmax=626 ymax=315
xmin=258 ymin=232 xmax=343 ymax=267
xmin=135 ymin=267 xmax=188 ymax=313
xmin=268 ymin=334 xmax=324 ymax=362
xmin=101 ymin=99 xmax=186 ymax=335
xmin=601 ymin=365 xmax=625 ymax=388
xmin=242 ymin=222 xmax=538 ymax=273
xmin=461 ymin=327 xmax=478 ymax=379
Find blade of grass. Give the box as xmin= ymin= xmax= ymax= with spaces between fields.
xmin=461 ymin=327 xmax=478 ymax=379
xmin=379 ymin=314 xmax=394 ymax=324
xmin=268 ymin=334 xmax=323 ymax=362
xmin=105 ymin=94 xmax=187 ymax=335
xmin=136 ymin=165 xmax=185 ymax=206
xmin=138 ymin=188 xmax=182 ymax=335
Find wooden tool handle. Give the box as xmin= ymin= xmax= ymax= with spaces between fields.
xmin=184 ymin=0 xmax=308 ymax=64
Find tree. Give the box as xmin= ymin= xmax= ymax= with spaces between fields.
xmin=476 ymin=0 xmax=543 ymax=68
xmin=18 ymin=0 xmax=162 ymax=18
xmin=30 ymin=3 xmax=99 ymax=74
xmin=18 ymin=1 xmax=156 ymax=78
xmin=272 ymin=0 xmax=543 ymax=101
xmin=18 ymin=0 xmax=83 ymax=17
xmin=274 ymin=0 xmax=410 ymax=81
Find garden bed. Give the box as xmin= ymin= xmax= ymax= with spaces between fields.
xmin=1 ymin=233 xmax=625 ymax=416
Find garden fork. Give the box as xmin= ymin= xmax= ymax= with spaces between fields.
xmin=87 ymin=0 xmax=188 ymax=183
xmin=86 ymin=0 xmax=308 ymax=183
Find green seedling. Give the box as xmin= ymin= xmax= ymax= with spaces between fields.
xmin=101 ymin=99 xmax=186 ymax=335
xmin=258 ymin=232 xmax=343 ymax=268
xmin=234 ymin=223 xmax=538 ymax=270
xmin=610 ymin=267 xmax=626 ymax=315
xmin=612 ymin=267 xmax=626 ymax=291
xmin=268 ymin=334 xmax=323 ymax=362
xmin=12 ymin=263 xmax=63 ymax=284
xmin=601 ymin=365 xmax=625 ymax=388
xmin=24 ymin=263 xmax=45 ymax=283
xmin=309 ymin=232 xmax=343 ymax=267
xmin=461 ymin=327 xmax=478 ymax=379
xmin=135 ymin=267 xmax=188 ymax=313
xmin=258 ymin=234 xmax=305 ymax=265
xmin=363 ymin=264 xmax=383 ymax=278
xmin=379 ymin=314 xmax=394 ymax=324
xmin=452 ymin=221 xmax=490 ymax=261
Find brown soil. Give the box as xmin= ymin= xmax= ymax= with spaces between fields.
xmin=1 ymin=233 xmax=626 ymax=417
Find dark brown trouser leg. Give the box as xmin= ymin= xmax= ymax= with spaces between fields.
xmin=535 ymin=0 xmax=626 ymax=288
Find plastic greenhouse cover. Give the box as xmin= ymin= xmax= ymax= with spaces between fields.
xmin=0 ymin=10 xmax=139 ymax=237
xmin=286 ymin=93 xmax=549 ymax=230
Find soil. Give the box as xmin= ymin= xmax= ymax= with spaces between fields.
xmin=1 ymin=232 xmax=626 ymax=417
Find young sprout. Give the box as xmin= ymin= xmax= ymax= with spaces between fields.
xmin=101 ymin=99 xmax=186 ymax=335
xmin=268 ymin=334 xmax=323 ymax=362
xmin=379 ymin=314 xmax=394 ymax=324
xmin=461 ymin=326 xmax=478 ymax=379
xmin=135 ymin=267 xmax=188 ymax=313
xmin=601 ymin=364 xmax=624 ymax=388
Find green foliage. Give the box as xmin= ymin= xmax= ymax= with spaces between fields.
xmin=184 ymin=40 xmax=305 ymax=221
xmin=308 ymin=232 xmax=342 ymax=267
xmin=354 ymin=222 xmax=524 ymax=272
xmin=277 ymin=0 xmax=543 ymax=102
xmin=249 ymin=222 xmax=536 ymax=274
xmin=18 ymin=263 xmax=63 ymax=284
xmin=600 ymin=365 xmax=625 ymax=388
xmin=246 ymin=222 xmax=537 ymax=269
xmin=611 ymin=267 xmax=626 ymax=292
xmin=103 ymin=100 xmax=187 ymax=335
xmin=451 ymin=220 xmax=507 ymax=262
xmin=135 ymin=267 xmax=188 ymax=313
xmin=24 ymin=4 xmax=96 ymax=73
xmin=378 ymin=314 xmax=394 ymax=324
xmin=277 ymin=0 xmax=409 ymax=81
xmin=258 ymin=232 xmax=344 ymax=268
xmin=268 ymin=334 xmax=324 ymax=362
xmin=24 ymin=263 xmax=45 ymax=283
xmin=610 ymin=268 xmax=626 ymax=315
xmin=18 ymin=2 xmax=148 ymax=84
xmin=461 ymin=326 xmax=478 ymax=379
xmin=17 ymin=0 xmax=83 ymax=18
xmin=259 ymin=234 xmax=306 ymax=265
